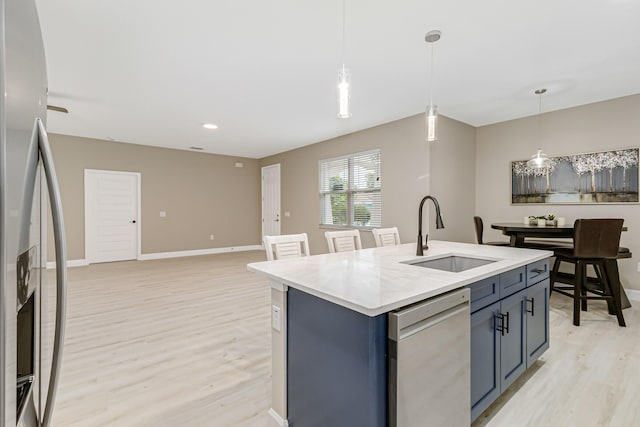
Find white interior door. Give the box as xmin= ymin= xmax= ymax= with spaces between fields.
xmin=262 ymin=164 xmax=281 ymax=240
xmin=85 ymin=169 xmax=140 ymax=263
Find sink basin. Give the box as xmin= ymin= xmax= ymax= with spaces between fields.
xmin=405 ymin=255 xmax=497 ymax=273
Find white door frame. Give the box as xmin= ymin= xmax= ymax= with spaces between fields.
xmin=84 ymin=169 xmax=141 ymax=263
xmin=261 ymin=164 xmax=281 ymax=243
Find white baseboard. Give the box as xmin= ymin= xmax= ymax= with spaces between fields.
xmin=46 ymin=259 xmax=88 ymax=269
xmin=45 ymin=246 xmax=262 ymax=268
xmin=268 ymin=408 xmax=289 ymax=427
xmin=625 ymin=288 xmax=640 ymax=302
xmin=138 ymin=245 xmax=263 ymax=261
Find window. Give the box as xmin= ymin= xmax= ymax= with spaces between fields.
xmin=319 ymin=149 xmax=381 ymax=228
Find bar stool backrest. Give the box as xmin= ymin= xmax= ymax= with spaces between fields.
xmin=263 ymin=233 xmax=310 ymax=261
xmin=573 ymin=218 xmax=623 ymax=259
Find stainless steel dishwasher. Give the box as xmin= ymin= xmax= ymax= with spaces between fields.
xmin=388 ymin=288 xmax=470 ymax=426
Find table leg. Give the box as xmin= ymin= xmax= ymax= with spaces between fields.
xmin=509 ymin=234 xmax=525 ymax=247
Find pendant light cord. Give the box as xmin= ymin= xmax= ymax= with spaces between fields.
xmin=429 ymin=41 xmax=435 ymax=107
xmin=341 ymin=0 xmax=346 ymax=67
xmin=538 ymin=91 xmax=543 ymax=147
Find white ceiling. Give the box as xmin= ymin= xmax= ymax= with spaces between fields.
xmin=36 ymin=0 xmax=640 ymax=159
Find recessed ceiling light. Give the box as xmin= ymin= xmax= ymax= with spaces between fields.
xmin=189 ymin=146 xmax=204 ymax=151
xmin=203 ymin=123 xmax=218 ymax=130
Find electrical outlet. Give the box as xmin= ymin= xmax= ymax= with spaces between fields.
xmin=159 ymin=211 xmax=166 ymax=217
xmin=271 ymin=305 xmax=282 ymax=332
xmin=210 ymin=234 xmax=215 ymax=240
xmin=637 ymin=262 xmax=640 ymax=272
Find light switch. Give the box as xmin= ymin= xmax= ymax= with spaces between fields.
xmin=160 ymin=211 xmax=166 ymax=217
xmin=272 ymin=305 xmax=282 ymax=332
xmin=284 ymin=211 xmax=291 ymax=217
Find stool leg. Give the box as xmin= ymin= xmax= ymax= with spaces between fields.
xmin=595 ymin=263 xmax=615 ymax=315
xmin=603 ymin=260 xmax=626 ymax=327
xmin=550 ymin=257 xmax=561 ymax=294
xmin=574 ymin=261 xmax=584 ymax=326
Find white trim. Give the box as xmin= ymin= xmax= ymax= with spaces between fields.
xmin=268 ymin=408 xmax=289 ymax=427
xmin=625 ymin=289 xmax=640 ymax=302
xmin=46 ymin=259 xmax=88 ymax=269
xmin=138 ymin=245 xmax=263 ymax=261
xmin=84 ymin=169 xmax=142 ymax=263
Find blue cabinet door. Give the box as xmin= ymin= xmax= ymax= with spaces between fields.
xmin=470 ymin=301 xmax=500 ymax=422
xmin=526 ymin=279 xmax=550 ymax=367
xmin=499 ymin=288 xmax=527 ymax=392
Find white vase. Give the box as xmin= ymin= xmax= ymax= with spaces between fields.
xmin=557 ymin=217 xmax=566 ymax=226
xmin=537 ymin=219 xmax=546 ymax=226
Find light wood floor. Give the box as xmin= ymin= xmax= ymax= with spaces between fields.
xmin=50 ymin=251 xmax=640 ymax=427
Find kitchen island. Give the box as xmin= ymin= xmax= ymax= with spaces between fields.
xmin=248 ymin=240 xmax=552 ymax=426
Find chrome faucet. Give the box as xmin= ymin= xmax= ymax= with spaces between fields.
xmin=417 ymin=195 xmax=444 ymax=256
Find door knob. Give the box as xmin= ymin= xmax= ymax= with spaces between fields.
xmin=131 ymin=220 xmax=137 ymax=223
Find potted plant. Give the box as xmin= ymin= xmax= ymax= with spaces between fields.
xmin=546 ymin=214 xmax=557 ymax=226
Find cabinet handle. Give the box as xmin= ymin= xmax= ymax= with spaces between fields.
xmin=526 ymin=297 xmax=535 ymax=316
xmin=495 ymin=312 xmax=509 ymax=336
xmin=504 ymin=312 xmax=510 ymax=334
xmin=532 ymin=268 xmax=546 ymax=274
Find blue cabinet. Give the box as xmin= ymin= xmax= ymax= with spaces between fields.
xmin=286 ymin=287 xmax=387 ymax=427
xmin=469 ymin=259 xmax=550 ymax=422
xmin=526 ymin=278 xmax=550 ymax=366
xmin=499 ymin=288 xmax=527 ymax=391
xmin=470 ymin=301 xmax=500 ymax=420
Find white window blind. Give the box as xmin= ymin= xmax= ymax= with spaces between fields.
xmin=319 ymin=149 xmax=381 ymax=228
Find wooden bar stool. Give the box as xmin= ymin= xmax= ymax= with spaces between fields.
xmin=550 ymin=218 xmax=625 ymax=327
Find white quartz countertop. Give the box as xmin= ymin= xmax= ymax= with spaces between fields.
xmin=247 ymin=240 xmax=552 ymax=317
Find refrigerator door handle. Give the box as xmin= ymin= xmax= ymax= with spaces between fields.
xmin=36 ymin=118 xmax=68 ymax=427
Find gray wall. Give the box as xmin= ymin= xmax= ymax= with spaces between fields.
xmin=476 ymin=94 xmax=640 ymax=290
xmin=259 ymin=114 xmax=477 ymax=255
xmin=48 ymin=134 xmax=261 ymax=261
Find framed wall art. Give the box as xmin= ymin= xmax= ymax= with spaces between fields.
xmin=511 ymin=148 xmax=639 ymax=204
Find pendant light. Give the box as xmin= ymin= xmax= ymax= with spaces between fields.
xmin=425 ymin=30 xmax=441 ymax=141
xmin=337 ymin=0 xmax=351 ymax=118
xmin=527 ymin=88 xmax=551 ymax=169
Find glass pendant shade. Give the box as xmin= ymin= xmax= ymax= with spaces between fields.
xmin=527 ymin=149 xmax=550 ymax=168
xmin=426 ymin=104 xmax=438 ymax=141
xmin=337 ymin=65 xmax=351 ymax=118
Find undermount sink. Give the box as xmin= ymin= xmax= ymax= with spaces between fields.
xmin=404 ymin=255 xmax=497 ymax=273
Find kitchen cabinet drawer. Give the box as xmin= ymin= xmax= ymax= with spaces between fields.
xmin=468 ymin=275 xmax=499 ymax=313
xmin=527 ymin=259 xmax=550 ymax=285
xmin=499 ymin=267 xmax=526 ymax=298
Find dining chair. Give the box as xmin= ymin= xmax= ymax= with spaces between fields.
xmin=325 ymin=229 xmax=362 ymax=253
xmin=473 ymin=216 xmax=510 ymax=246
xmin=263 ymin=233 xmax=310 ymax=261
xmin=372 ymin=227 xmax=401 ymax=247
xmin=550 ymin=218 xmax=625 ymax=327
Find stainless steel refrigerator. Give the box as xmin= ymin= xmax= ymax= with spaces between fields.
xmin=1 ymin=0 xmax=67 ymax=426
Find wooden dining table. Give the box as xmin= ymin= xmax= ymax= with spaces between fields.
xmin=491 ymin=222 xmax=576 ymax=247
xmin=491 ymin=221 xmax=631 ymax=310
